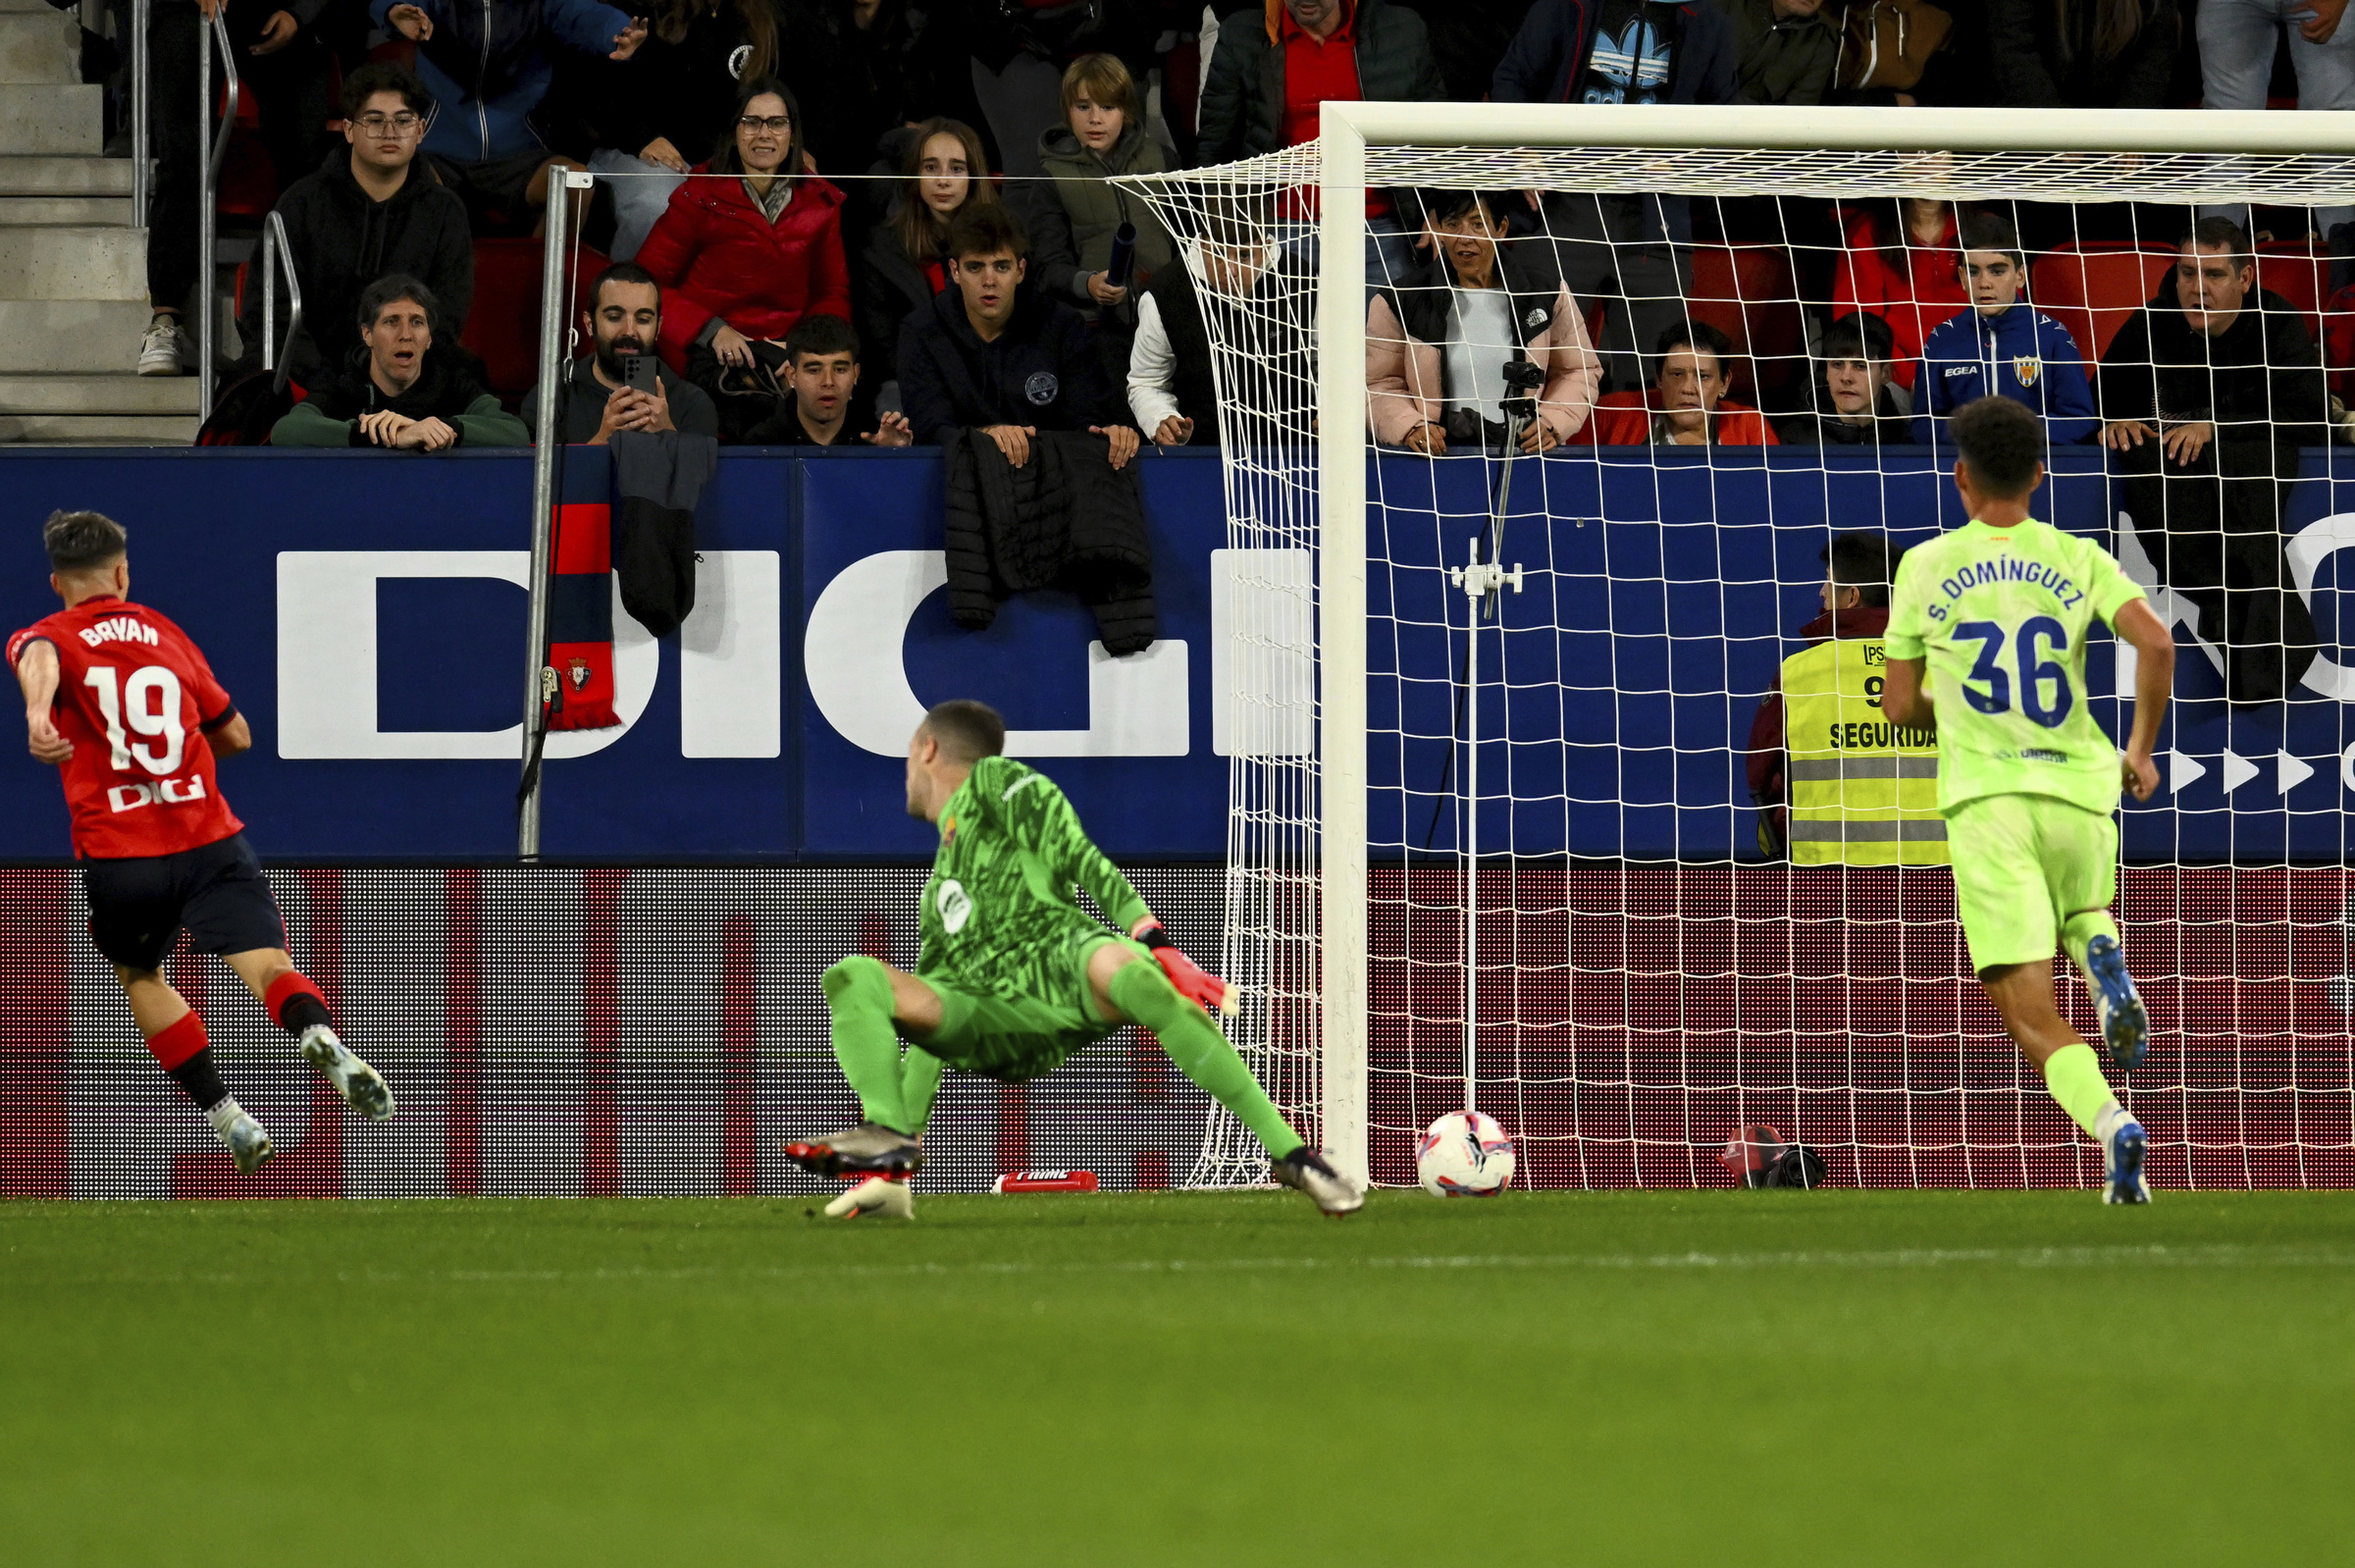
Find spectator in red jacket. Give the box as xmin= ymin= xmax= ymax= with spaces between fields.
xmin=1831 ymin=198 xmax=1967 ymax=398
xmin=636 ymin=76 xmax=852 ymax=432
xmin=1579 ymin=321 xmax=1780 ymax=445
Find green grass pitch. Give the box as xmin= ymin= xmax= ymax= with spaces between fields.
xmin=5 ymin=1188 xmax=2349 ymax=1565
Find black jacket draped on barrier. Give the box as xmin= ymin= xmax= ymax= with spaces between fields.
xmin=944 ymin=428 xmax=1154 ymax=655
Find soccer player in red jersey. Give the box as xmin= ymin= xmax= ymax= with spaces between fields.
xmin=10 ymin=510 xmax=393 ymax=1174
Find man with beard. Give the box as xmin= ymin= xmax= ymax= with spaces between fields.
xmin=523 ymin=264 xmax=720 ymax=444
xmin=271 ymin=277 xmax=530 ymax=447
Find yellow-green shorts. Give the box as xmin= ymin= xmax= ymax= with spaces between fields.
xmin=1946 ymin=793 xmax=2118 ymax=975
xmin=910 ymin=934 xmax=1147 ymax=1081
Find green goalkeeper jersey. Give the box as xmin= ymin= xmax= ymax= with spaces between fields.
xmin=1883 ymin=516 xmax=2146 ymax=817
xmin=918 ymin=755 xmax=1153 ymax=997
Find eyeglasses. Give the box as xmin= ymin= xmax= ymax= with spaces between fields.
xmin=738 ymin=115 xmax=792 ymax=133
xmin=353 ymin=112 xmax=422 ymax=133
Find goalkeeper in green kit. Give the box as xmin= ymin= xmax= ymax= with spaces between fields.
xmin=1881 ymin=396 xmax=2176 ymax=1203
xmin=784 ymin=699 xmax=1363 ymax=1219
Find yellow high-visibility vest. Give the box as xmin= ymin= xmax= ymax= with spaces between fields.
xmin=1781 ymin=637 xmax=1949 ymax=866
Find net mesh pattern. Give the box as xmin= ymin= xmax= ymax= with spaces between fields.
xmin=1123 ymin=135 xmax=2355 ymax=1189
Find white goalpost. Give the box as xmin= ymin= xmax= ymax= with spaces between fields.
xmin=1126 ymin=104 xmax=2355 ymax=1192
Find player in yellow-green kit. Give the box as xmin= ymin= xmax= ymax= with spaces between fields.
xmin=783 ymin=699 xmax=1363 ymax=1219
xmin=1881 ymin=397 xmax=2177 ymax=1204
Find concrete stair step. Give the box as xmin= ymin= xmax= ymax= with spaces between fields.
xmin=0 ymin=155 xmax=136 ymax=195
xmin=0 ymin=374 xmax=205 ymax=415
xmin=0 ymin=9 xmax=78 ymax=84
xmin=0 ymin=222 xmax=144 ymax=298
xmin=0 ymin=412 xmax=198 ymax=444
xmin=0 ymin=0 xmax=69 ymax=11
xmin=0 ymin=300 xmax=156 ymax=371
xmin=0 ymin=83 xmax=100 ymax=155
xmin=0 ymin=194 xmax=131 ymax=224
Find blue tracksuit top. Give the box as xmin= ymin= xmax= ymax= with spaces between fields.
xmin=369 ymin=0 xmax=634 ymax=165
xmin=1910 ymin=303 xmax=2098 ymax=448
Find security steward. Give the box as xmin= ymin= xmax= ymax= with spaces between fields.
xmin=1748 ymin=531 xmax=1949 ymax=865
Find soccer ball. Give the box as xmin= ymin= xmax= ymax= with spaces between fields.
xmin=1416 ymin=1111 xmax=1515 ymax=1197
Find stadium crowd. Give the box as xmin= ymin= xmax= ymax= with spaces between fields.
xmin=129 ymin=1 xmax=2349 ymax=432
xmin=112 ymin=1 xmax=2351 ymax=663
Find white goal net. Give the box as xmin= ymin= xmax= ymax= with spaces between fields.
xmin=1125 ymin=106 xmax=2355 ymax=1192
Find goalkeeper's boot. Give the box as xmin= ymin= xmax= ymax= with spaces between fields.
xmin=824 ymin=1175 xmax=914 ymax=1220
xmin=2102 ymin=1116 xmax=2152 ymax=1206
xmin=209 ymin=1099 xmax=274 ymax=1176
xmin=297 ymin=1024 xmax=395 ymax=1123
xmin=1274 ymin=1147 xmax=1364 ymax=1218
xmin=2082 ymin=934 xmax=2149 ymax=1072
xmin=783 ymin=1122 xmax=923 ymax=1179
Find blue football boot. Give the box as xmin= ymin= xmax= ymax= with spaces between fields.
xmin=2083 ymin=934 xmax=2148 ymax=1072
xmin=2103 ymin=1116 xmax=2151 ymax=1205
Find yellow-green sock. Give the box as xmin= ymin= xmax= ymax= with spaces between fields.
xmin=1108 ymin=959 xmax=1305 ymax=1160
xmin=2063 ymin=910 xmax=2120 ymax=978
xmin=901 ymin=1047 xmax=945 ymax=1133
xmin=2042 ymin=1042 xmax=2121 ymax=1140
xmin=821 ymin=957 xmax=910 ymax=1133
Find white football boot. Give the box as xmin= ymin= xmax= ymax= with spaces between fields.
xmin=208 ymin=1098 xmax=275 ymax=1175
xmin=824 ymin=1176 xmax=915 ymax=1220
xmin=297 ymin=1024 xmax=395 ymax=1123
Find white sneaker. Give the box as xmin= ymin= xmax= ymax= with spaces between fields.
xmin=209 ymin=1100 xmax=274 ymax=1175
xmin=136 ymin=315 xmax=186 ymax=376
xmin=824 ymin=1176 xmax=914 ymax=1220
xmin=297 ymin=1023 xmax=395 ymax=1123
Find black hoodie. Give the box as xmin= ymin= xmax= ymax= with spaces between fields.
xmin=239 ymin=146 xmax=476 ymax=385
xmin=2097 ymin=287 xmax=2329 ymax=461
xmin=896 ymin=284 xmax=1119 ymax=448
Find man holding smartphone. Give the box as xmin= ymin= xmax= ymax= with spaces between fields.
xmin=522 ymin=263 xmax=720 ymax=445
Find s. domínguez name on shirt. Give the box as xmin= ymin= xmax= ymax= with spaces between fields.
xmin=1923 ymin=555 xmax=2091 ymax=622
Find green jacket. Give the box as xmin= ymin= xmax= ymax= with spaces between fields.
xmin=269 ymin=346 xmax=531 ymax=449
xmin=271 ymin=392 xmax=529 ymax=447
xmin=1197 ymin=0 xmax=1446 ymax=166
xmin=1721 ymin=0 xmax=1841 ymax=107
xmin=1013 ymin=123 xmax=1178 ymax=308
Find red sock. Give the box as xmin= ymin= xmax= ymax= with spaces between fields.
xmin=145 ymin=1011 xmax=208 ymax=1071
xmin=264 ymin=971 xmax=331 ymax=1035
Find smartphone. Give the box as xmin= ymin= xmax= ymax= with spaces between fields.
xmin=620 ymin=353 xmax=658 ymax=394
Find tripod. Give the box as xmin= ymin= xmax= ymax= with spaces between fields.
xmin=1444 ymin=357 xmax=1542 ymax=1112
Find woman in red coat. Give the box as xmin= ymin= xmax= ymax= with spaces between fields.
xmin=1830 ymin=199 xmax=1966 ymax=398
xmin=636 ymin=76 xmax=851 ymax=434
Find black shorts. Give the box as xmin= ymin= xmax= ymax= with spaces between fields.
xmin=82 ymin=833 xmax=288 ymax=971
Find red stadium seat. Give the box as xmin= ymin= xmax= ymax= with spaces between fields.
xmin=1686 ymin=244 xmax=1804 ymax=395
xmin=460 ymin=238 xmax=610 ymax=402
xmin=2028 ymin=243 xmax=2175 ymax=365
xmin=2324 ymin=282 xmax=2355 ymax=394
xmin=2254 ymin=241 xmax=2327 ymax=347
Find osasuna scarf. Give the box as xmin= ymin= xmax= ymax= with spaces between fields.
xmin=542 ymin=432 xmax=719 ymax=731
xmin=544 ymin=455 xmax=617 ymax=730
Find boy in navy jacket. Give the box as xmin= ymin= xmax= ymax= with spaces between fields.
xmin=1911 ymin=212 xmax=2097 ymax=451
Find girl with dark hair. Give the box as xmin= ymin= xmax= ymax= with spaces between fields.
xmin=634 ymin=77 xmax=851 ymax=432
xmin=1830 ymin=197 xmax=1966 ymax=401
xmin=858 ymin=117 xmax=999 ymax=411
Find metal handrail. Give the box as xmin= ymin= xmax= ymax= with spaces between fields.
xmin=196 ymin=6 xmax=238 ymax=415
xmin=260 ymin=209 xmax=303 ymax=393
xmin=130 ymin=0 xmax=149 ymax=225
xmin=518 ymin=168 xmax=594 ymax=860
